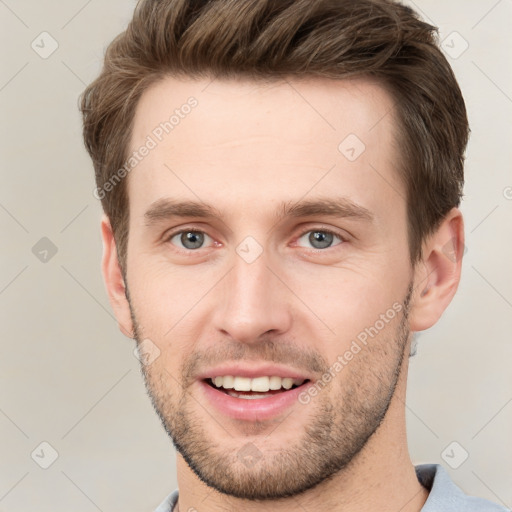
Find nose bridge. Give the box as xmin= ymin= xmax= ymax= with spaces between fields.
xmin=212 ymin=244 xmax=292 ymax=342
xmin=232 ymin=251 xmax=270 ymax=310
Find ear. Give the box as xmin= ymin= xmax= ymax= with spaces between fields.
xmin=100 ymin=215 xmax=134 ymax=338
xmin=408 ymin=207 xmax=465 ymax=332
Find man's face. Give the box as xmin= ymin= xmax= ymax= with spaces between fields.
xmin=124 ymin=76 xmax=414 ymax=499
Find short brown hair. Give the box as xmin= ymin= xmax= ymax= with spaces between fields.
xmin=81 ymin=0 xmax=469 ymax=273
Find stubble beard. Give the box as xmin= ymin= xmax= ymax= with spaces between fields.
xmin=129 ymin=285 xmax=412 ymax=500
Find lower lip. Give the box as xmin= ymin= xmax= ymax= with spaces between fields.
xmin=198 ymin=380 xmax=309 ymax=421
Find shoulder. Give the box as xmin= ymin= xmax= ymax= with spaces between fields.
xmin=154 ymin=488 xmax=179 ymax=512
xmin=416 ymin=464 xmax=510 ymax=512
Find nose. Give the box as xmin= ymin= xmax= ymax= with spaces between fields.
xmin=211 ymin=249 xmax=293 ymax=345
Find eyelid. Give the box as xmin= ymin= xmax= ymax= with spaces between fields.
xmin=293 ymin=226 xmax=348 ymax=247
xmin=163 ymin=223 xmax=212 ymax=241
xmin=164 ymin=227 xmax=217 ymax=251
xmin=162 ymin=224 xmax=348 ymax=252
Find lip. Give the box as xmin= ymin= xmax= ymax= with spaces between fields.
xmin=195 ymin=363 xmax=314 ymax=381
xmin=199 ymin=378 xmax=310 ymax=421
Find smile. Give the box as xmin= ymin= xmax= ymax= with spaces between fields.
xmin=207 ymin=375 xmax=307 ymax=398
xmin=200 ymin=377 xmax=312 ymax=421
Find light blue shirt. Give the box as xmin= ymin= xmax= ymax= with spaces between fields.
xmin=154 ymin=464 xmax=510 ymax=511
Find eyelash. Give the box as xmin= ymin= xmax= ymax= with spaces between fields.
xmin=164 ymin=226 xmax=347 ymax=252
xmin=295 ymin=227 xmax=346 ymax=250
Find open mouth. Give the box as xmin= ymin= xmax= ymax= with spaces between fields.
xmin=199 ymin=374 xmax=312 ymax=420
xmin=204 ymin=377 xmax=311 ymax=400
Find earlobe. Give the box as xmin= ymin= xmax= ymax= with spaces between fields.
xmin=408 ymin=208 xmax=465 ymax=332
xmin=100 ymin=215 xmax=134 ymax=338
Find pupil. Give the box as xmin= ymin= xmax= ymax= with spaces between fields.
xmin=309 ymin=231 xmax=333 ymax=249
xmin=181 ymin=231 xmax=204 ymax=249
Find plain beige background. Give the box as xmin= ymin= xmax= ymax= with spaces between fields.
xmin=1 ymin=1 xmax=511 ymax=511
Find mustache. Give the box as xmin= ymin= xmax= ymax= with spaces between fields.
xmin=129 ymin=283 xmax=414 ymax=385
xmin=182 ymin=338 xmax=329 ymax=383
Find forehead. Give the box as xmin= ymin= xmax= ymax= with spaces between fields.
xmin=127 ymin=75 xmax=402 ymax=223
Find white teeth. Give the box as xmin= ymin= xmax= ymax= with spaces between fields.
xmin=251 ymin=376 xmax=270 ymax=392
xmin=233 ymin=376 xmax=251 ymax=391
xmin=269 ymin=376 xmax=282 ymax=390
xmin=281 ymin=377 xmax=293 ymax=390
xmin=221 ymin=375 xmax=234 ymax=389
xmin=210 ymin=375 xmax=306 ymax=392
xmin=226 ymin=390 xmax=274 ymax=399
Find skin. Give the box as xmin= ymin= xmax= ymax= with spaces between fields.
xmin=101 ymin=76 xmax=464 ymax=512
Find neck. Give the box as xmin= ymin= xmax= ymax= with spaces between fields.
xmin=174 ymin=353 xmax=428 ymax=512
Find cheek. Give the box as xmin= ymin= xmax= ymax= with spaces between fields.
xmin=128 ymin=256 xmax=216 ymax=333
xmin=281 ymin=261 xmax=407 ymax=347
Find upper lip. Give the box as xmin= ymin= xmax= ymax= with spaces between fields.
xmin=196 ymin=363 xmax=314 ymax=382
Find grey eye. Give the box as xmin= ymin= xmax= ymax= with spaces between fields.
xmin=171 ymin=231 xmax=210 ymax=250
xmin=297 ymin=230 xmax=342 ymax=250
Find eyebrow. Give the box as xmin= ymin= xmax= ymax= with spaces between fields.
xmin=144 ymin=199 xmax=223 ymax=226
xmin=280 ymin=198 xmax=374 ymax=222
xmin=144 ymin=197 xmax=374 ymax=226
